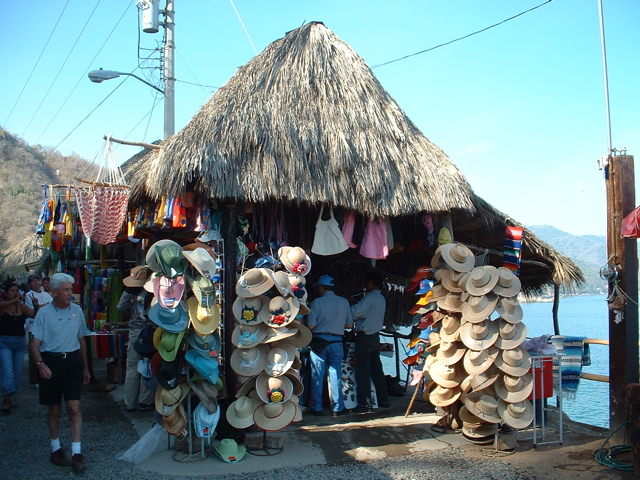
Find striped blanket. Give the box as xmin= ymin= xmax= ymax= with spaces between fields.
xmin=549 ymin=335 xmax=591 ymax=400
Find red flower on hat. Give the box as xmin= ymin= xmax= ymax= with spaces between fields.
xmin=292 ymin=262 xmax=308 ymax=274
xmin=272 ymin=315 xmax=286 ymax=325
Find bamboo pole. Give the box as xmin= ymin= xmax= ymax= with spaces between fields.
xmin=581 ymin=372 xmax=610 ymax=383
xmin=103 ymin=135 xmax=161 ymax=150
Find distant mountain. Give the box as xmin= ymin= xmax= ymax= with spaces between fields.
xmin=528 ymin=225 xmax=607 ymax=295
xmin=0 ymin=127 xmax=90 ymax=259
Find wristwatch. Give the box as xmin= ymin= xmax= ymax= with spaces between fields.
xmin=36 ymin=361 xmax=43 ymax=367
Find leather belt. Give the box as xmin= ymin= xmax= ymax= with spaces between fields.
xmin=42 ymin=351 xmax=78 ymax=359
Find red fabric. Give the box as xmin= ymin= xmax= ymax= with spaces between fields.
xmin=74 ymin=186 xmax=129 ymax=245
xmin=621 ymin=205 xmax=640 ymax=238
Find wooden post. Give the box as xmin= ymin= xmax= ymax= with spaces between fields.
xmin=606 ymin=155 xmax=639 ymax=442
xmin=552 ymin=284 xmax=561 ymax=335
xmin=628 ymin=384 xmax=640 ymax=477
xmin=223 ymin=203 xmax=238 ymax=398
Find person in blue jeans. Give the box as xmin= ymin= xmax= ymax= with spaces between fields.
xmin=0 ymin=283 xmax=36 ymax=412
xmin=307 ymin=275 xmax=353 ymax=417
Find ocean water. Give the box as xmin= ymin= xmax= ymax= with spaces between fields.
xmin=382 ymin=294 xmax=613 ymax=428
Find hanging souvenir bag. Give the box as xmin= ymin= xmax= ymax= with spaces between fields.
xmin=312 ymin=204 xmax=349 ymax=256
xmin=36 ymin=185 xmax=52 ymax=235
xmin=73 ymin=136 xmax=130 ymax=245
xmin=359 ymin=217 xmax=389 ymax=260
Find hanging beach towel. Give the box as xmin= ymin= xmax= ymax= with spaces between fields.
xmin=359 ymin=217 xmax=389 ymax=260
xmin=73 ymin=136 xmax=130 ymax=245
xmin=312 ymin=205 xmax=349 ymax=256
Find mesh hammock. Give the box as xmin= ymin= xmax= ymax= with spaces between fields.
xmin=73 ymin=137 xmax=130 ymax=245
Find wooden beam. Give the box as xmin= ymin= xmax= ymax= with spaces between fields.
xmin=606 ymin=155 xmax=639 ymax=443
xmin=581 ymin=372 xmax=609 ymax=383
xmin=103 ymin=135 xmax=161 ymax=150
xmin=627 ymin=384 xmax=640 ymax=476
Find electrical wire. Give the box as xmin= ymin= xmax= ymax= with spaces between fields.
xmin=34 ymin=0 xmax=132 ymax=145
xmin=21 ymin=1 xmax=102 ymax=138
xmin=371 ymin=0 xmax=553 ymax=69
xmin=593 ymin=421 xmax=632 ymax=472
xmin=229 ymin=0 xmax=258 ymax=55
xmin=3 ymin=0 xmax=70 ymax=128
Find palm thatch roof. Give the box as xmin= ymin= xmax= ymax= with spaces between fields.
xmin=136 ymin=22 xmax=475 ymax=217
xmin=453 ymin=195 xmax=584 ymax=295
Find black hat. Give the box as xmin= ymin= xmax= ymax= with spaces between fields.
xmin=133 ymin=325 xmax=157 ymax=358
xmin=157 ymin=354 xmax=184 ymax=391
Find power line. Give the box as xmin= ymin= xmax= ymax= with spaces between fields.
xmin=371 ymin=0 xmax=553 ymax=69
xmin=175 ymin=78 xmax=218 ymax=90
xmin=35 ymin=0 xmax=132 ymax=145
xmin=21 ymin=1 xmax=102 ymax=138
xmin=229 ymin=0 xmax=258 ymax=55
xmin=3 ymin=0 xmax=70 ymax=128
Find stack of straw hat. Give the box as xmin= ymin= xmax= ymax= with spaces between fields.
xmin=423 ymin=242 xmax=533 ymax=442
xmin=227 ymin=246 xmax=312 ymax=432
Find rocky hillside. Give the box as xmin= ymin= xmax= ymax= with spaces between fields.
xmin=0 ymin=127 xmax=89 ymax=258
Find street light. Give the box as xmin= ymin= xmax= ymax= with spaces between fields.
xmin=88 ymin=69 xmax=164 ymax=94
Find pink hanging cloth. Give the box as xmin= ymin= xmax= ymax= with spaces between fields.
xmin=359 ymin=217 xmax=389 ymax=260
xmin=341 ymin=210 xmax=358 ymax=248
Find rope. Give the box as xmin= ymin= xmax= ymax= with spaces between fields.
xmin=593 ymin=421 xmax=633 ymax=472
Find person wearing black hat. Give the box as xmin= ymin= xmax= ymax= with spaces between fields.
xmin=117 ymin=266 xmax=155 ymax=412
xmin=351 ymin=271 xmax=390 ymax=413
xmin=307 ymin=274 xmax=353 ymax=417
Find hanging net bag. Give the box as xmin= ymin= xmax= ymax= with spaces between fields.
xmin=73 ymin=136 xmax=130 ymax=245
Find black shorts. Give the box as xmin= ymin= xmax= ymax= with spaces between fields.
xmin=39 ymin=351 xmax=83 ymax=406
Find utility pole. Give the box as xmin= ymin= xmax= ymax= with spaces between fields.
xmin=163 ymin=0 xmax=175 ymax=139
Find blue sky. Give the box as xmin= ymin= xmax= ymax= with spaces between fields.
xmin=2 ymin=0 xmax=639 ymax=237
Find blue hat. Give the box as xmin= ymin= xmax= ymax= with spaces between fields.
xmin=185 ymin=349 xmax=220 ymax=385
xmin=416 ymin=279 xmax=434 ymax=295
xmin=148 ymin=301 xmax=189 ymax=333
xmin=186 ymin=330 xmax=221 ymax=359
xmin=315 ymin=275 xmax=335 ymax=287
xmin=133 ymin=325 xmax=157 ymax=358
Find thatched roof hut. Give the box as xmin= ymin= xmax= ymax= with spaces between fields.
xmin=123 ymin=22 xmax=583 ymax=295
xmin=137 ymin=22 xmax=475 ymax=218
xmin=0 ymin=234 xmax=49 ymax=277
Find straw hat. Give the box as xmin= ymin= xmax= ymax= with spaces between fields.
xmin=283 ymin=320 xmax=312 ymax=348
xmin=185 ymin=329 xmax=221 ymax=358
xmin=187 ymin=377 xmax=220 ymax=414
xmin=186 ymin=296 xmax=220 ymax=335
xmin=271 ymin=270 xmax=293 ymax=296
xmin=461 ymin=293 xmax=499 ymax=323
xmin=123 ymin=265 xmax=152 ymax=287
xmin=284 ymin=368 xmax=304 ymax=396
xmin=494 ymin=318 xmax=527 ymax=349
xmin=265 ymin=343 xmax=298 ymax=377
xmin=226 ymin=396 xmax=261 ymax=429
xmin=436 ymin=341 xmax=466 ymax=366
xmin=148 ymin=301 xmax=189 ymax=333
xmin=464 ymin=393 xmax=502 ymax=423
xmin=278 ymin=246 xmax=312 ymax=276
xmin=192 ymin=276 xmax=216 ymax=309
xmin=463 ymin=346 xmax=499 ymax=375
xmin=460 ymin=371 xmax=499 ymax=401
xmin=492 ymin=267 xmax=521 ymax=297
xmin=230 ymin=344 xmax=269 ymax=376
xmin=462 ymin=421 xmax=498 ymax=439
xmin=155 ymin=383 xmax=190 ymax=415
xmin=259 ymin=296 xmax=300 ymax=328
xmin=235 ymin=374 xmax=259 ymax=398
xmin=428 ymin=283 xmax=449 ymax=303
xmin=429 ymin=360 xmax=464 ymax=388
xmin=495 ymin=297 xmax=523 ymax=323
xmin=495 ymin=373 xmax=533 ymax=403
xmin=231 ymin=323 xmax=268 ymax=349
xmin=425 ymin=381 xmax=462 ymax=407
xmin=253 ymin=400 xmax=297 ymax=431
xmin=439 ymin=315 xmax=461 ymax=342
xmin=459 ymin=319 xmax=499 ymax=351
xmin=212 ymin=438 xmax=247 ymax=463
xmin=182 ymin=247 xmax=218 ymax=279
xmin=424 ymin=331 xmax=442 ymax=353
xmin=146 ymin=239 xmax=181 ymax=273
xmin=287 ymin=273 xmax=308 ymax=302
xmin=497 ymin=398 xmax=534 ymax=429
xmin=255 ymin=373 xmax=294 ymax=404
xmin=440 ymin=243 xmax=475 ymax=272
xmin=430 ymin=245 xmax=448 ymax=269
xmin=437 ymin=292 xmax=463 ymax=312
xmin=153 ymin=275 xmax=185 ymax=310
xmin=458 ymin=405 xmax=483 ymax=424
xmin=465 ymin=266 xmax=499 ymax=296
xmin=441 ymin=270 xmax=467 ymax=293
xmin=262 ymin=324 xmax=299 ymax=343
xmin=161 ymin=404 xmax=187 ymax=437
xmin=495 ymin=347 xmax=531 ymax=376
xmin=236 ymin=268 xmax=275 ymax=298
xmin=233 ymin=295 xmax=269 ymax=325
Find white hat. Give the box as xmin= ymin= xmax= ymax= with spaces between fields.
xmin=231 ymin=323 xmax=268 ymax=349
xmin=233 ymin=295 xmax=269 ymax=325
xmin=226 ymin=396 xmax=261 ymax=429
xmin=494 ymin=318 xmax=527 ymax=349
xmin=459 ymin=319 xmax=499 ymax=351
xmin=439 ymin=315 xmax=461 ymax=342
xmin=494 ymin=347 xmax=531 ymax=376
xmin=259 ymin=296 xmax=300 ymax=328
xmin=230 ymin=345 xmax=269 ymax=376
xmin=464 ymin=393 xmax=502 ymax=424
xmin=463 ymin=346 xmax=499 ymax=375
xmin=426 ymin=382 xmax=462 ymax=407
xmin=492 ymin=267 xmax=521 ymax=297
xmin=253 ymin=400 xmax=297 ymax=432
xmin=439 ymin=243 xmax=475 ymax=272
xmin=497 ymin=398 xmax=534 ymax=429
xmin=265 ymin=343 xmax=297 ymax=377
xmin=429 ymin=360 xmax=464 ymax=388
xmin=236 ymin=269 xmax=275 ymax=298
xmin=465 ymin=266 xmax=499 ymax=296
xmin=495 ymin=297 xmax=523 ymax=323
xmin=461 ymin=293 xmax=499 ymax=323
xmin=278 ymin=246 xmax=311 ymax=276
xmin=441 ymin=270 xmax=467 ymax=293
xmin=436 ymin=341 xmax=466 ymax=366
xmin=437 ymin=292 xmax=463 ymax=313
xmin=495 ymin=373 xmax=533 ymax=403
